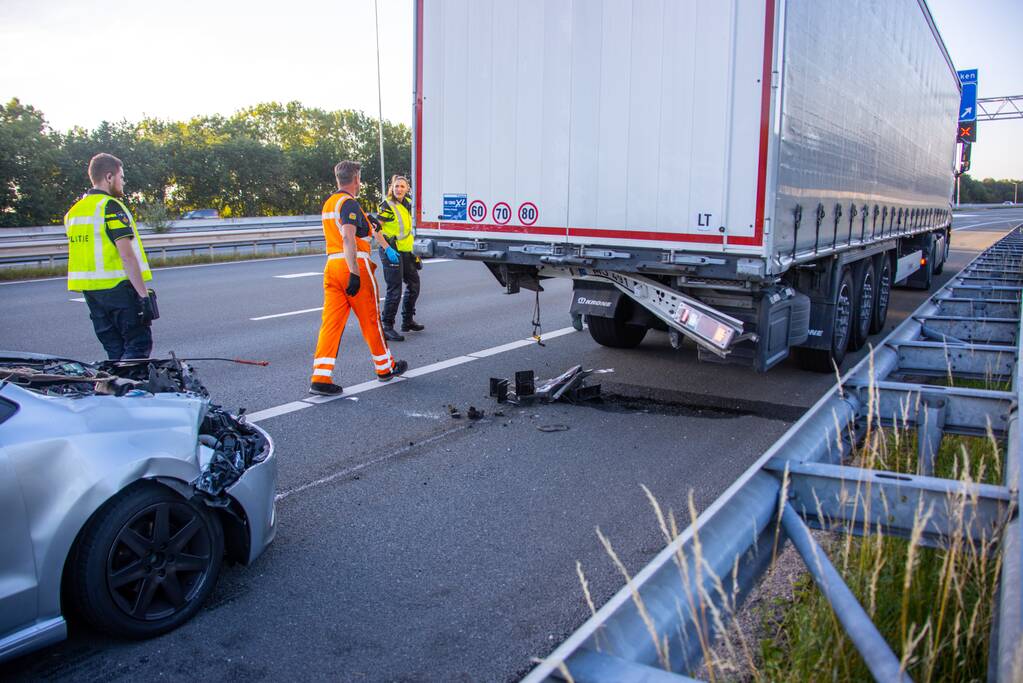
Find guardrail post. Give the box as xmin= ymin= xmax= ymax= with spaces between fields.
xmin=781 ymin=503 xmax=911 ymax=683
xmin=916 ymin=396 xmax=948 ymax=476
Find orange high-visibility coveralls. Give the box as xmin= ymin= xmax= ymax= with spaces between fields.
xmin=310 ymin=191 xmax=396 ymax=385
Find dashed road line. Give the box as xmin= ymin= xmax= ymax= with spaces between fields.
xmin=250 ymin=306 xmax=324 ymax=321
xmin=273 ymin=272 xmax=322 ymax=279
xmin=246 ymin=325 xmax=579 ymax=423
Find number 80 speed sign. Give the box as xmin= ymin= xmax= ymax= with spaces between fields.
xmin=518 ymin=202 xmax=538 ymax=226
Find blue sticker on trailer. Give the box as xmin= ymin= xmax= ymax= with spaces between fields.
xmin=442 ymin=194 xmax=467 ymax=221
xmin=957 ymin=69 xmax=977 ymax=122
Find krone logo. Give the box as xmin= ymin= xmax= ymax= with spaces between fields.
xmin=577 ymin=296 xmax=612 ymax=307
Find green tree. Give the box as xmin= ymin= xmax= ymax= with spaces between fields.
xmin=0 ymin=100 xmax=413 ymax=226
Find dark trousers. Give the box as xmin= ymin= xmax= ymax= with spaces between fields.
xmin=379 ymin=250 xmax=421 ymax=326
xmin=82 ymin=281 xmax=153 ymax=360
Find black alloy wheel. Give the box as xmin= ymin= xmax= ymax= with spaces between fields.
xmin=832 ymin=270 xmax=854 ymax=360
xmin=870 ymin=253 xmax=893 ymax=334
xmin=849 ymin=260 xmax=875 ymax=351
xmin=107 ymin=501 xmax=215 ymax=621
xmin=934 ymin=232 xmax=949 ymax=275
xmin=71 ymin=483 xmax=223 ymax=639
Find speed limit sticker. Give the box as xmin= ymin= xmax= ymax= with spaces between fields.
xmin=518 ymin=202 xmax=538 ymax=226
xmin=468 ymin=200 xmax=487 ymax=223
xmin=492 ymin=202 xmax=512 ymax=225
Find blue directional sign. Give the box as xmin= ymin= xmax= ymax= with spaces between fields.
xmin=958 ymin=69 xmax=978 ymax=123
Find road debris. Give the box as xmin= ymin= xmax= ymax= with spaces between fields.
xmin=489 ymin=365 xmax=611 ymax=405
xmin=537 ymin=424 xmax=569 ymax=433
xmin=466 ymin=406 xmax=485 ymax=420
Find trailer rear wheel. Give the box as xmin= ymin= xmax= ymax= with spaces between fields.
xmin=849 ymin=260 xmax=875 ymax=351
xmin=796 ymin=268 xmax=854 ymax=372
xmin=587 ymin=315 xmax=648 ymax=349
xmin=870 ymin=253 xmax=893 ymax=334
xmin=933 ymin=233 xmax=949 ymax=275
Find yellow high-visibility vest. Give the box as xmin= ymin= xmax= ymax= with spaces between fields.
xmin=65 ymin=193 xmax=152 ymax=291
xmin=379 ymin=199 xmax=414 ymax=252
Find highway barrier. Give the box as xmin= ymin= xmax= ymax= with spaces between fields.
xmin=0 ymin=223 xmax=325 ymax=268
xmin=524 ymin=225 xmax=1023 ymax=682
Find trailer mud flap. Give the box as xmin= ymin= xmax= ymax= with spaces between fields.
xmin=570 ymin=282 xmax=623 ymax=319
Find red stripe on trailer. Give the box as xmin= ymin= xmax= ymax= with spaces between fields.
xmin=742 ymin=0 xmax=777 ymax=248
xmin=414 ymin=0 xmax=424 ymax=227
xmin=418 ymin=221 xmax=729 ymax=245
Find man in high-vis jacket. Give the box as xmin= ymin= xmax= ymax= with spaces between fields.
xmin=65 ymin=153 xmax=157 ymax=360
xmin=309 ymin=160 xmax=408 ymax=396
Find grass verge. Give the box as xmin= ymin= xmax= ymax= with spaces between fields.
xmin=758 ymin=426 xmax=1006 ymax=682
xmin=0 ymin=248 xmax=324 ymax=282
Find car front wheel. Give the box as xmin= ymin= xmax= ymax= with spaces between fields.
xmin=70 ymin=483 xmax=223 ymax=639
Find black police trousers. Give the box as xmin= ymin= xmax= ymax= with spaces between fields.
xmin=83 ymin=280 xmax=153 ymax=360
xmin=379 ymin=249 xmax=421 ymax=326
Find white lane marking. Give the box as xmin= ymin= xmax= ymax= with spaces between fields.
xmin=468 ymin=339 xmax=535 ymax=358
xmin=273 ymin=272 xmax=322 ymax=279
xmin=402 ymin=355 xmax=476 ymax=378
xmin=251 ymin=298 xmax=383 ymax=320
xmin=423 ymin=258 xmax=452 ymax=264
xmin=250 ymin=306 xmax=323 ymax=321
xmin=69 ymin=297 xmax=85 ymax=302
xmin=246 ymin=401 xmax=309 ymax=422
xmin=247 ymin=326 xmax=577 ymax=424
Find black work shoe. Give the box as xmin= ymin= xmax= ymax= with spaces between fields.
xmin=382 ymin=325 xmax=405 ymax=342
xmin=377 ymin=359 xmax=409 ymax=382
xmin=401 ymin=319 xmax=425 ymax=332
xmin=309 ymin=381 xmax=343 ymax=396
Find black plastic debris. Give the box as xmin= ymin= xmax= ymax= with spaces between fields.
xmin=489 ymin=365 xmax=610 ymax=405
xmin=467 ymin=406 xmax=485 ymax=420
xmin=537 ymin=424 xmax=569 ymax=433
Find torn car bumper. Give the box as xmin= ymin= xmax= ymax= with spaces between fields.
xmin=225 ymin=424 xmax=278 ymax=565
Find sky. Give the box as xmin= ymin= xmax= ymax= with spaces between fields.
xmin=0 ymin=0 xmax=1020 ymax=180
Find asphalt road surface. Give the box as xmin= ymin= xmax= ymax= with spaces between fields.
xmin=1 ymin=208 xmax=1021 ymax=681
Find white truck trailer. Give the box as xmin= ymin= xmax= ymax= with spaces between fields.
xmin=412 ymin=0 xmax=961 ymax=371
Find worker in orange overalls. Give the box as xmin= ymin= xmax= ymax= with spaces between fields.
xmin=309 ymin=160 xmax=408 ymax=395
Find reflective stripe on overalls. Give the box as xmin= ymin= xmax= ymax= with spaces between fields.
xmin=310 ymin=192 xmax=395 ymax=382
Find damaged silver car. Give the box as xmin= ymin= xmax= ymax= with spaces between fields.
xmin=0 ymin=352 xmax=277 ymax=662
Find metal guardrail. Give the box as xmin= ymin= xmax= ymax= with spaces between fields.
xmin=0 ymin=215 xmax=321 ymax=240
xmin=0 ymin=225 xmax=325 ymax=268
xmin=524 ymin=225 xmax=1023 ymax=682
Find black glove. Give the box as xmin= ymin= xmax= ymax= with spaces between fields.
xmin=138 ymin=296 xmax=156 ymax=325
xmin=345 ymin=272 xmax=361 ymax=296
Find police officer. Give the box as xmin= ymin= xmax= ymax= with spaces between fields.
xmin=377 ymin=175 xmax=423 ymax=342
xmin=65 ymin=153 xmax=157 ymax=360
